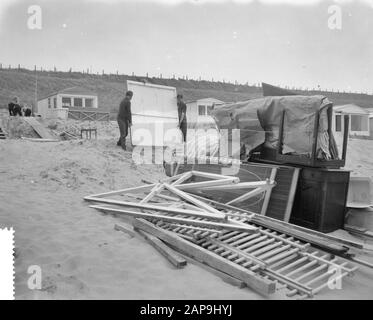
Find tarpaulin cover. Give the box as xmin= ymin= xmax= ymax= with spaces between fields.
xmin=209 ymin=99 xmax=266 ymax=153
xmin=211 ymin=95 xmax=337 ymax=159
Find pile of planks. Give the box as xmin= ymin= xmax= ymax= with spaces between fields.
xmin=85 ymin=171 xmax=361 ymax=299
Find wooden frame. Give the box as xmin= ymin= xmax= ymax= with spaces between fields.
xmin=68 ymin=109 xmax=110 ymax=121
xmin=132 ymin=218 xmax=275 ymax=295
xmin=85 ymin=173 xmax=187 ymax=198
xmin=85 ymin=196 xmax=225 ymax=220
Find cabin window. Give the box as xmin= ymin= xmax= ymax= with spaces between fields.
xmin=351 ymin=115 xmax=368 ymax=131
xmin=85 ymin=98 xmax=93 ymax=108
xmin=48 ymin=98 xmax=51 ymax=109
xmin=62 ymin=97 xmax=71 ymax=107
xmin=53 ymin=98 xmax=57 ymax=109
xmin=74 ymin=98 xmax=83 ymax=107
xmin=198 ymin=105 xmax=206 ymax=116
xmin=207 ymin=105 xmax=214 ymax=115
xmin=335 ymin=114 xmax=342 ymax=132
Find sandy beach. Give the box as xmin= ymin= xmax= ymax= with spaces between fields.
xmin=1 ymin=121 xmax=373 ymax=300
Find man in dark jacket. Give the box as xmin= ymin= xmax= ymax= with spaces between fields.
xmin=12 ymin=97 xmax=22 ymax=116
xmin=177 ymin=94 xmax=187 ymax=143
xmin=24 ymin=105 xmax=32 ymax=117
xmin=117 ymin=91 xmax=133 ymax=150
xmin=8 ymin=97 xmax=18 ymax=116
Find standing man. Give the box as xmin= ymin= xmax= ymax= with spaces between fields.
xmin=177 ymin=94 xmax=187 ymax=143
xmin=12 ymin=98 xmax=22 ymax=116
xmin=8 ymin=97 xmax=18 ymax=116
xmin=117 ymin=90 xmax=133 ymax=150
xmin=24 ymin=104 xmax=32 ymax=117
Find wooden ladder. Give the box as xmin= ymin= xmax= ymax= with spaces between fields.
xmin=152 ymin=210 xmax=357 ymax=299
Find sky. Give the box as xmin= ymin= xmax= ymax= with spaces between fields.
xmin=0 ymin=0 xmax=373 ymax=92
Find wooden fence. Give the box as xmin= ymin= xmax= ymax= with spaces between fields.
xmin=68 ymin=108 xmax=110 ymax=121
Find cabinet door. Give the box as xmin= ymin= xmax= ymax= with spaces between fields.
xmin=291 ymin=180 xmax=322 ymax=229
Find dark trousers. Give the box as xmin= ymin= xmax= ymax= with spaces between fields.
xmin=117 ymin=118 xmax=129 ymax=148
xmin=180 ymin=121 xmax=187 ymax=142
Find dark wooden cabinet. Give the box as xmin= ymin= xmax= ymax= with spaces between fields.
xmin=290 ymin=168 xmax=350 ymax=232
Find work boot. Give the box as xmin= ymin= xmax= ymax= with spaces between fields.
xmin=121 ymin=139 xmax=126 ymax=150
xmin=117 ymin=140 xmax=121 ymax=146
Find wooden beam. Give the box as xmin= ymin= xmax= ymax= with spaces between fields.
xmin=226 ymin=187 xmax=265 ymax=206
xmin=134 ymin=228 xmax=187 ymax=268
xmin=86 ymin=197 xmax=225 ymax=220
xmin=251 ymin=214 xmax=363 ymax=250
xmin=171 ymin=172 xmax=193 ymax=186
xmin=90 ymin=205 xmax=258 ymax=233
xmin=132 ymin=218 xmax=275 ymax=295
xmin=174 ymin=178 xmax=239 ymax=191
xmin=163 ymin=183 xmax=225 ymax=216
xmin=191 ymin=170 xmax=236 ymax=180
xmin=283 ymin=167 xmax=300 ymax=222
xmin=261 ymin=168 xmax=277 ymax=216
xmin=114 ymin=223 xmax=137 ymax=237
xmin=200 ymin=181 xmax=273 ymax=191
xmin=86 ymin=184 xmax=156 ymax=199
xmin=140 ymin=183 xmax=164 ymax=204
xmin=180 ymin=254 xmax=246 ymax=288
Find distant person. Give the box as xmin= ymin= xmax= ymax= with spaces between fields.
xmin=177 ymin=94 xmax=187 ymax=143
xmin=117 ymin=90 xmax=133 ymax=150
xmin=8 ymin=97 xmax=18 ymax=116
xmin=12 ymin=98 xmax=22 ymax=116
xmin=24 ymin=105 xmax=32 ymax=117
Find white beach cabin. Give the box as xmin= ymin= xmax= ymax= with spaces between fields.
xmin=333 ymin=104 xmax=370 ymax=137
xmin=186 ymin=98 xmax=224 ymax=124
xmin=37 ymin=87 xmax=98 ymax=120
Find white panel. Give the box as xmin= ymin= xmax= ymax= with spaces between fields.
xmin=126 ymin=80 xmax=182 ymax=146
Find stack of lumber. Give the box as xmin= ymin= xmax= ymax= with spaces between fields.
xmin=85 ymin=170 xmax=365 ymax=298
